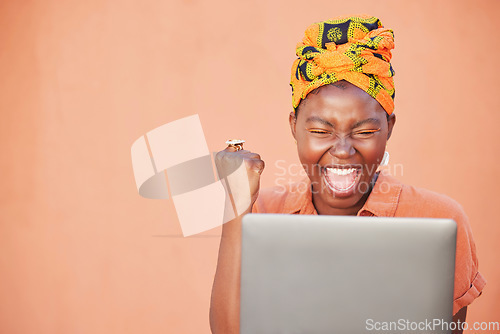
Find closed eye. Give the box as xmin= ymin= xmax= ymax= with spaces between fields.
xmin=307 ymin=128 xmax=331 ymax=135
xmin=353 ymin=128 xmax=381 ymax=138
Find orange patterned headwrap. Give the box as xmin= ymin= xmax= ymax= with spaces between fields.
xmin=290 ymin=15 xmax=395 ymax=114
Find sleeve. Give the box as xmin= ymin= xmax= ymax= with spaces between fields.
xmin=251 ymin=186 xmax=290 ymax=214
xmin=450 ymin=203 xmax=486 ymax=315
xmin=400 ymin=185 xmax=487 ymax=315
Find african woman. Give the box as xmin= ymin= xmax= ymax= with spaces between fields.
xmin=209 ymin=15 xmax=485 ymax=334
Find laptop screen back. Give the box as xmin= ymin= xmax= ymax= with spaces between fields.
xmin=240 ymin=214 xmax=457 ymax=334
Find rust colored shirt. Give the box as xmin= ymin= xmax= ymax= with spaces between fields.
xmin=252 ymin=172 xmax=486 ymax=315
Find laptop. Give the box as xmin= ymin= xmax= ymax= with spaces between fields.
xmin=240 ymin=214 xmax=457 ymax=334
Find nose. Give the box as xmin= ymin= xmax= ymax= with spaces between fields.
xmin=329 ymin=136 xmax=355 ymax=160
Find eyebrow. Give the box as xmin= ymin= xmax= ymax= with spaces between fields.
xmin=305 ymin=116 xmax=334 ymax=127
xmin=305 ymin=116 xmax=381 ymax=129
xmin=352 ymin=118 xmax=382 ymax=128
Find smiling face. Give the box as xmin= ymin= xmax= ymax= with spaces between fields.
xmin=289 ymin=81 xmax=396 ymax=216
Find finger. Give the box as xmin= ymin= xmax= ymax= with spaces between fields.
xmin=224 ymin=146 xmax=238 ymax=152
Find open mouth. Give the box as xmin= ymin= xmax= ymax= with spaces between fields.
xmin=322 ymin=165 xmax=362 ymax=197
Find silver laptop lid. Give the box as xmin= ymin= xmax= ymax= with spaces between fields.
xmin=240 ymin=214 xmax=457 ymax=334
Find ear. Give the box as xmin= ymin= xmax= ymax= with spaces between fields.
xmin=289 ymin=112 xmax=297 ymax=140
xmin=386 ymin=113 xmax=396 ymax=140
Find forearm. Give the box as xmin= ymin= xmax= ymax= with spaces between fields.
xmin=209 ymin=212 xmax=247 ymax=334
xmin=210 ymin=144 xmax=263 ymax=333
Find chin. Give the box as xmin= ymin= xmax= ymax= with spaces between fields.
xmin=313 ymin=167 xmax=374 ymax=210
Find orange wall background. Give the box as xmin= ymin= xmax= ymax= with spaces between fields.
xmin=1 ymin=0 xmax=498 ymax=333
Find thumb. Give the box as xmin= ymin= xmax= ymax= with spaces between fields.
xmin=249 ymin=159 xmax=265 ymax=175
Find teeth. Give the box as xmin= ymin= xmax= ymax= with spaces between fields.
xmin=326 ymin=167 xmax=356 ymax=175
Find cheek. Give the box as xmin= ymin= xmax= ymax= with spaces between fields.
xmin=297 ymin=136 xmax=329 ymax=166
xmin=357 ymin=140 xmax=386 ymax=165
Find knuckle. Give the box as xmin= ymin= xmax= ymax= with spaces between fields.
xmin=253 ymin=153 xmax=261 ymax=160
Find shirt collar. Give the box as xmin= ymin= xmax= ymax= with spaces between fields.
xmin=358 ymin=172 xmax=402 ymax=217
xmin=282 ymin=178 xmax=317 ymax=215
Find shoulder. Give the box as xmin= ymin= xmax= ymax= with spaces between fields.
xmin=376 ymin=173 xmax=470 ymax=234
xmin=252 ymin=179 xmax=310 ymax=214
xmin=396 ymin=179 xmax=466 ymax=221
xmin=388 ymin=175 xmax=486 ymax=313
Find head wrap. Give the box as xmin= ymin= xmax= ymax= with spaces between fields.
xmin=290 ymin=15 xmax=395 ymax=114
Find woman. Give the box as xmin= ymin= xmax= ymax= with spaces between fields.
xmin=210 ymin=15 xmax=485 ymax=334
